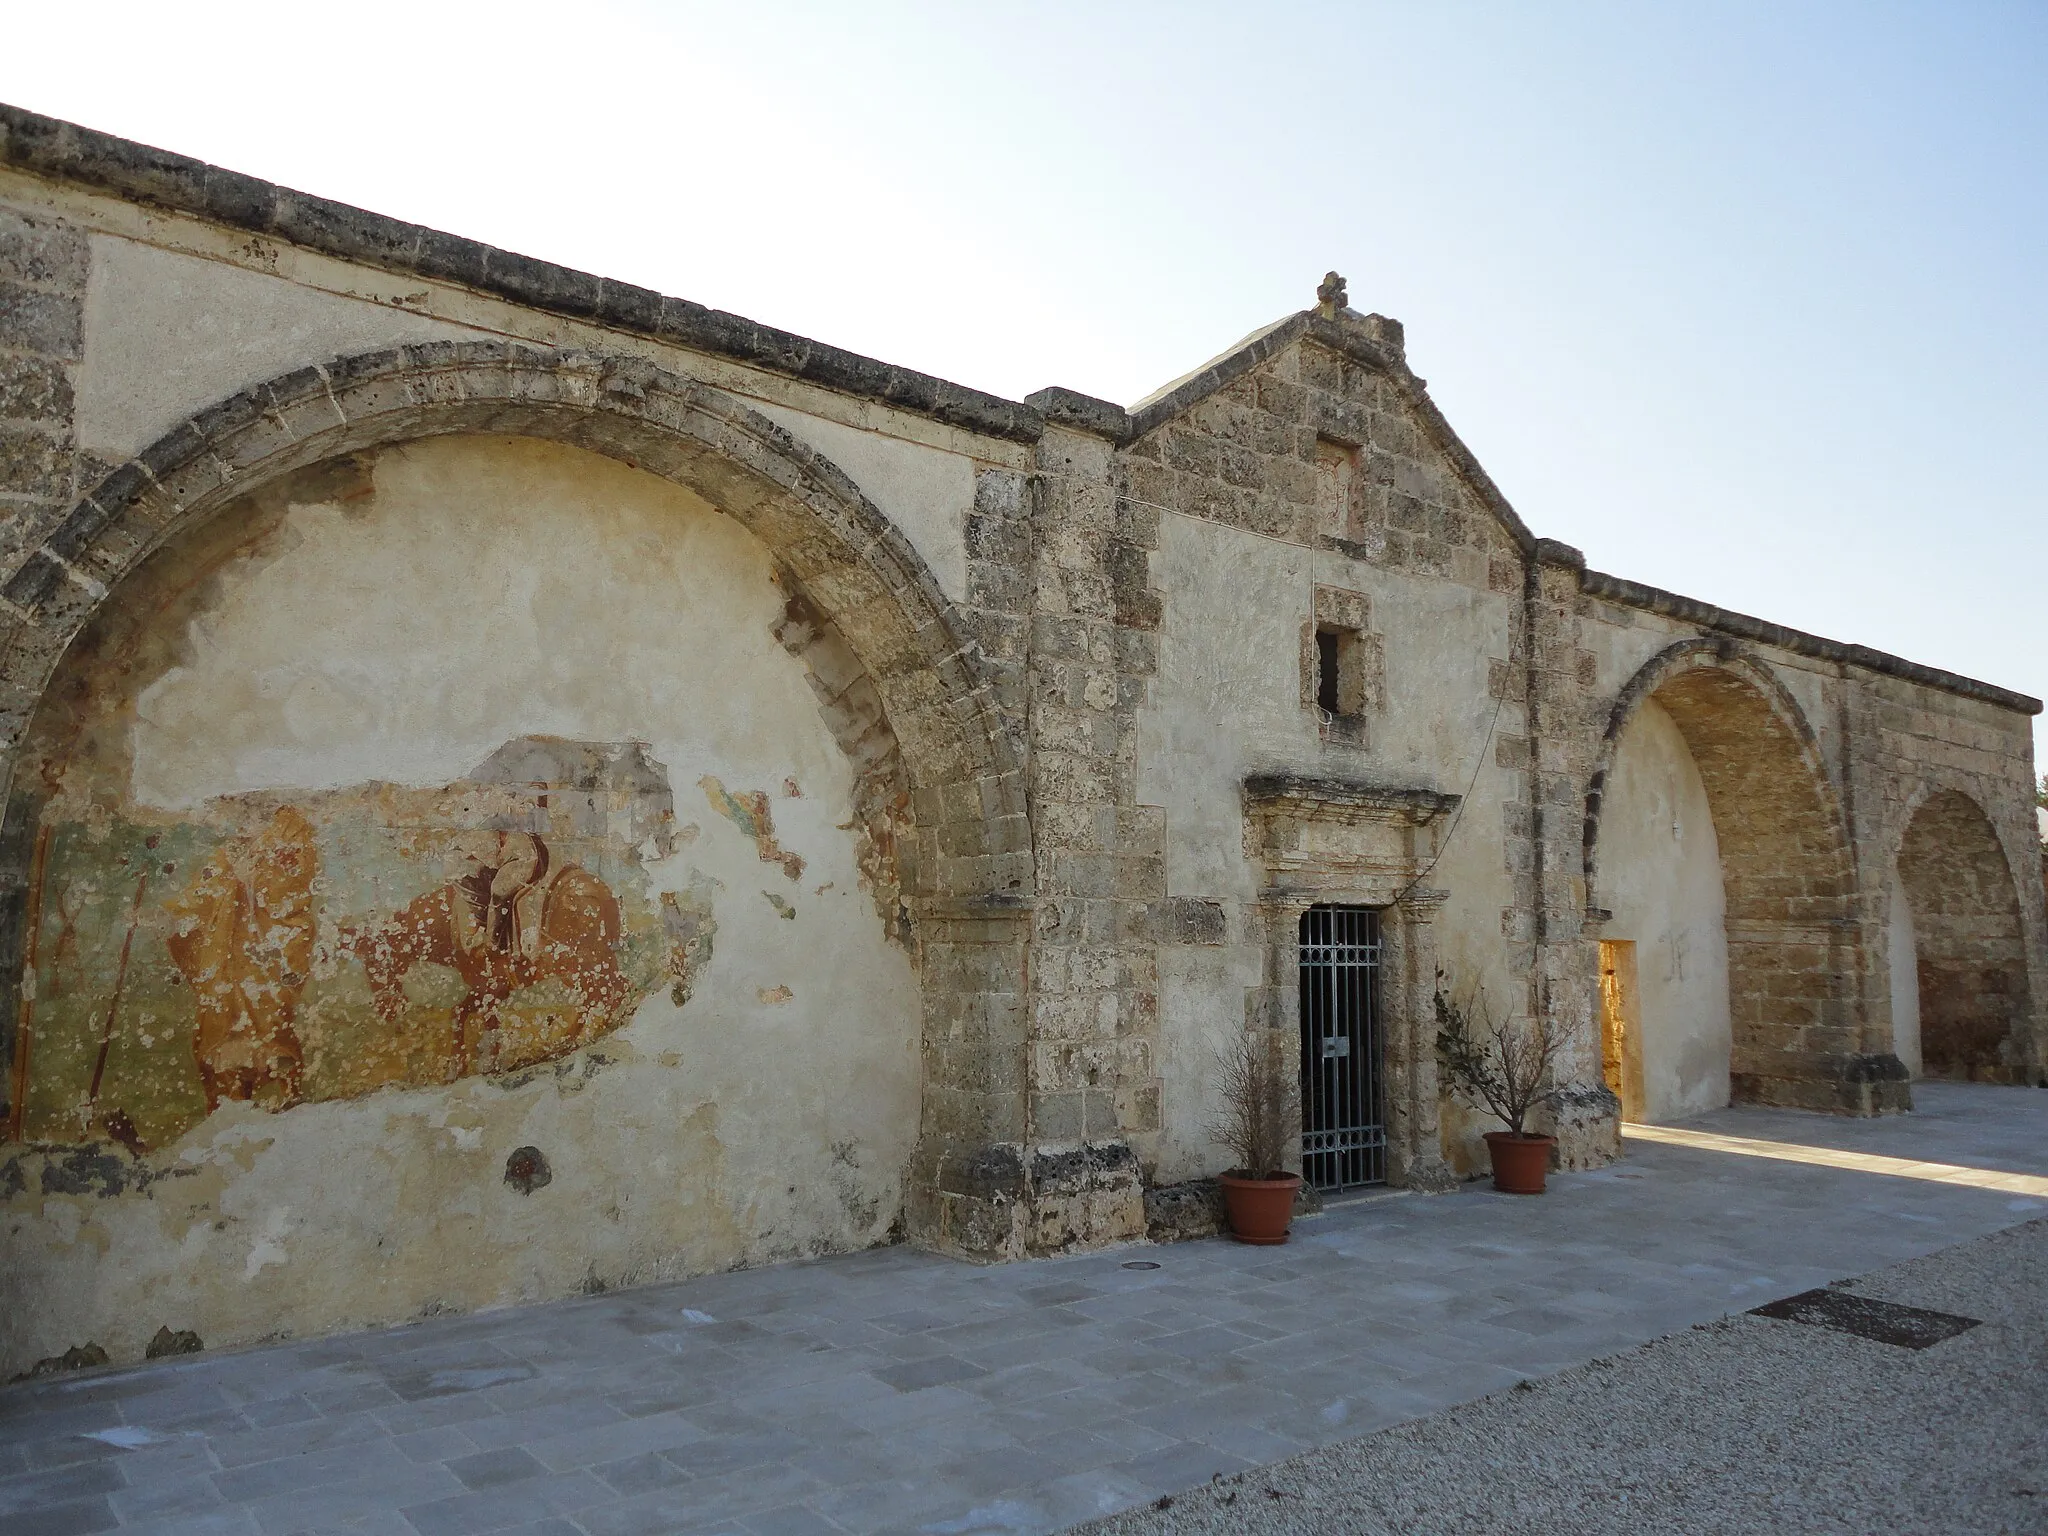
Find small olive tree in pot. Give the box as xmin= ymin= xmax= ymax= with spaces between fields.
xmin=1435 ymin=978 xmax=1568 ymax=1193
xmin=1210 ymin=1030 xmax=1303 ymax=1242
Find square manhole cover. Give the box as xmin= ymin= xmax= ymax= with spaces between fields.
xmin=1750 ymin=1288 xmax=1981 ymax=1349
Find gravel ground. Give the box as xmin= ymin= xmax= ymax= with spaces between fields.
xmin=1077 ymin=1217 xmax=2048 ymax=1536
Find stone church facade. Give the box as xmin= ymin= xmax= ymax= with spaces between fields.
xmin=1 ymin=105 xmax=2042 ymax=1375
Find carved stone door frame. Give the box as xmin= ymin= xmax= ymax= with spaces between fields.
xmin=1242 ymin=775 xmax=1461 ymax=1192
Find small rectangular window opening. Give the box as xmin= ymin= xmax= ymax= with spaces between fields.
xmin=1315 ymin=627 xmax=1343 ymax=716
xmin=1315 ymin=624 xmax=1363 ymax=720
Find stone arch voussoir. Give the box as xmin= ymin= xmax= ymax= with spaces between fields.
xmin=0 ymin=339 xmax=1034 ymax=1254
xmin=1584 ymin=637 xmax=1893 ymax=1112
xmin=1584 ymin=638 xmax=1838 ymax=899
xmin=0 ymin=340 xmax=1024 ymax=858
xmin=1893 ymin=784 xmax=2036 ymax=1082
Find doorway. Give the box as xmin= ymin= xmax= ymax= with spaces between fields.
xmin=1599 ymin=939 xmax=1646 ymax=1121
xmin=1298 ymin=905 xmax=1384 ymax=1191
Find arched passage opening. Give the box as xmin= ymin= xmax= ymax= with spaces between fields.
xmin=0 ymin=343 xmax=1032 ymax=1371
xmin=1586 ymin=697 xmax=1732 ymax=1121
xmin=1895 ymin=789 xmax=2032 ymax=1081
xmin=1587 ymin=642 xmax=1899 ymax=1115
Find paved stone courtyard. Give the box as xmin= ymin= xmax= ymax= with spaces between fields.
xmin=5 ymin=1082 xmax=2045 ymax=1536
xmin=1083 ymin=1215 xmax=2048 ymax=1535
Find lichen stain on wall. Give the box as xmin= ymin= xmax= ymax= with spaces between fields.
xmin=0 ymin=434 xmax=921 ymax=1374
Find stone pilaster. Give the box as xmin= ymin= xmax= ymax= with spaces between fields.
xmin=1831 ymin=670 xmax=1913 ymax=1108
xmin=1389 ymin=887 xmax=1456 ymax=1191
xmin=0 ymin=204 xmax=86 ymax=582
xmin=904 ymin=896 xmax=1034 ymax=1259
xmin=1524 ymin=541 xmax=1619 ymax=1166
xmin=1018 ymin=422 xmax=1154 ymax=1252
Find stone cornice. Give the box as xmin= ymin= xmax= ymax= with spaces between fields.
xmin=1581 ymin=568 xmax=2041 ymax=716
xmin=1023 ymin=386 xmax=1129 ymax=440
xmin=3 ymin=103 xmax=2032 ymax=721
xmin=1242 ymin=774 xmax=1462 ymax=826
xmin=1122 ymin=314 xmax=1305 ymax=444
xmin=0 ymin=103 xmax=1047 ymax=447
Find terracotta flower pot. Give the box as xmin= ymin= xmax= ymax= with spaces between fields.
xmin=1219 ymin=1172 xmax=1303 ymax=1244
xmin=1483 ymin=1132 xmax=1556 ymax=1194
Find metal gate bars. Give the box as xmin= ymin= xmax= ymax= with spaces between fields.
xmin=1298 ymin=904 xmax=1385 ymax=1191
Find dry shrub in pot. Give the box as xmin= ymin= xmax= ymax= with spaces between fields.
xmin=1434 ymin=973 xmax=1570 ymax=1193
xmin=1210 ymin=1030 xmax=1303 ymax=1242
xmin=1210 ymin=1029 xmax=1299 ymax=1177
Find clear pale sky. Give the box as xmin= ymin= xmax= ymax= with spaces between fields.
xmin=5 ymin=2 xmax=2042 ymax=762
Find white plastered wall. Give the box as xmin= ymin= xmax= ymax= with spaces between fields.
xmin=64 ymin=220 xmax=981 ymax=604
xmin=749 ymin=401 xmax=970 ymax=603
xmin=75 ymin=236 xmax=472 ymax=461
xmin=1136 ymin=515 xmax=1518 ymax=1182
xmin=2 ymin=435 xmax=920 ymax=1371
xmin=1598 ymin=699 xmax=1733 ymax=1120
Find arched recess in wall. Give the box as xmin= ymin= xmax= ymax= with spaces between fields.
xmin=1585 ymin=640 xmax=1874 ymax=1112
xmin=1583 ymin=696 xmax=1732 ymax=1122
xmin=0 ymin=340 xmax=1031 ymax=1251
xmin=1895 ymin=787 xmax=2033 ymax=1082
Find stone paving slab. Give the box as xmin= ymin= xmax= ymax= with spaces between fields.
xmin=3 ymin=1082 xmax=2045 ymax=1536
xmin=1078 ymin=1215 xmax=2048 ymax=1534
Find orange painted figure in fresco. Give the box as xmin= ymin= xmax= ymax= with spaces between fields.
xmin=339 ymin=831 xmax=627 ymax=1078
xmin=163 ymin=806 xmax=319 ymax=1113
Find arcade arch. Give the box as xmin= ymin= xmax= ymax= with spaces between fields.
xmin=1893 ymin=788 xmax=2032 ymax=1081
xmin=1586 ymin=642 xmax=1877 ymax=1113
xmin=0 ymin=342 xmax=1033 ymax=1267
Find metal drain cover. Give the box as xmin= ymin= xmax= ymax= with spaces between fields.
xmin=1121 ymin=1260 xmax=1162 ymax=1271
xmin=1749 ymin=1288 xmax=1981 ymax=1349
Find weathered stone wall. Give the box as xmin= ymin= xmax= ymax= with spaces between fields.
xmin=0 ymin=159 xmax=1014 ymax=613
xmin=1 ymin=435 xmax=924 ymax=1374
xmin=1114 ymin=320 xmax=1539 ymax=1182
xmin=1013 ymin=422 xmax=1156 ymax=1251
xmin=0 ymin=203 xmax=88 ymax=571
xmin=1578 ymin=591 xmax=2047 ymax=1107
xmin=1132 ymin=508 xmax=1520 ymax=1181
xmin=1857 ymin=677 xmax=2048 ymax=1084
xmin=1 ymin=106 xmax=2043 ymax=1378
xmin=0 ymin=332 xmax=1039 ymax=1373
xmin=1887 ymin=879 xmax=1923 ymax=1075
xmin=1896 ymin=789 xmax=2035 ymax=1080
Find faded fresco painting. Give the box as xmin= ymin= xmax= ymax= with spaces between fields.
xmin=0 ymin=435 xmax=929 ymax=1377
xmin=6 ymin=737 xmax=676 ymax=1151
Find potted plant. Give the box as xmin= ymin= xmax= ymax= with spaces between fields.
xmin=1210 ymin=1030 xmax=1303 ymax=1243
xmin=1435 ymin=980 xmax=1567 ymax=1194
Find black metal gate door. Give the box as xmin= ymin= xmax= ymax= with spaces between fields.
xmin=1298 ymin=905 xmax=1385 ymax=1191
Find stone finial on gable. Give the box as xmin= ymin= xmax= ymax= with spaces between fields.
xmin=1316 ymin=270 xmax=1348 ymax=318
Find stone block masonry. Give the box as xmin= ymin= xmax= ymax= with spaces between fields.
xmin=0 ymin=204 xmax=86 ymax=574
xmin=0 ymin=106 xmax=2040 ymax=1375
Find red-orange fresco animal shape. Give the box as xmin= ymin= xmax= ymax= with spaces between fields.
xmin=338 ymin=835 xmax=628 ymax=1079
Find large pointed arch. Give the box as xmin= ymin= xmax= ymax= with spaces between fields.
xmin=0 ymin=339 xmax=1033 ymax=1254
xmin=1585 ymin=639 xmax=1901 ymax=1113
